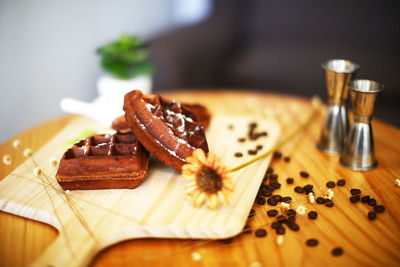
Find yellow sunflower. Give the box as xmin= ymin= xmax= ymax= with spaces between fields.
xmin=182 ymin=149 xmax=234 ymax=209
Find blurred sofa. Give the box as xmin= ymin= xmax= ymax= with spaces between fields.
xmin=149 ymin=0 xmax=400 ymax=126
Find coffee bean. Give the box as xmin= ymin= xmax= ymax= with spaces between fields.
xmin=243 ymin=225 xmax=252 ymax=234
xmin=300 ymin=171 xmax=310 ymax=178
xmin=257 ymin=196 xmax=266 ymax=205
xmin=303 ymin=184 xmax=314 ymax=193
xmin=374 ymin=205 xmax=385 ymax=213
xmin=272 ymin=183 xmax=281 ymax=189
xmin=294 ymin=186 xmax=304 ymax=193
xmin=277 ymin=215 xmax=286 ymax=223
xmin=271 ymin=221 xmax=281 ymax=229
xmin=350 ymin=188 xmax=361 ymax=195
xmin=368 ymin=198 xmax=377 ymax=207
xmin=308 ymin=211 xmax=318 ymax=219
xmin=267 ymin=209 xmax=278 ymax=217
xmin=267 ymin=197 xmax=278 ymax=206
xmin=266 ymin=167 xmax=274 ymax=174
xmin=316 ymin=197 xmax=326 ymax=204
xmin=288 ymin=222 xmax=300 ymax=231
xmin=255 ymin=228 xmax=267 ymax=238
xmin=276 ymin=226 xmax=286 ymax=235
xmin=306 ymin=238 xmax=319 ymax=247
xmin=286 ymin=177 xmax=294 ymax=184
xmin=248 ymin=149 xmax=258 ymax=155
xmin=331 ymin=247 xmax=344 ymax=256
xmin=368 ymin=211 xmax=377 ymax=221
xmin=269 ymin=174 xmax=278 ymax=180
xmin=326 ymin=181 xmax=336 ymax=188
xmin=336 ymin=179 xmax=346 ymax=186
xmin=350 ymin=195 xmax=361 ymax=203
xmin=256 ymin=145 xmax=263 ymax=150
xmin=286 ymin=209 xmax=296 ymax=216
xmin=283 ymin=156 xmax=291 ymax=162
xmin=262 ymin=190 xmax=273 ymax=198
xmin=248 ymin=209 xmax=256 ymax=218
xmin=273 ymin=151 xmax=282 ymax=159
xmin=281 ymin=196 xmax=292 ymax=202
xmin=238 ymin=138 xmax=246 ymax=143
xmin=272 ymin=194 xmax=282 ymax=202
xmin=325 ymin=202 xmax=334 ymax=208
xmin=234 ymin=152 xmax=243 ymax=157
xmin=286 ymin=215 xmax=296 ymax=223
xmin=361 ymin=195 xmax=370 ymax=203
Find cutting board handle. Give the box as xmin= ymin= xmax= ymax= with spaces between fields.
xmin=31 ymin=232 xmax=97 ymax=267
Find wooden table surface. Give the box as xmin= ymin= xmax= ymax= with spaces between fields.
xmin=1 ymin=91 xmax=400 ymax=267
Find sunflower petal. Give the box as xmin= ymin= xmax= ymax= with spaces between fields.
xmin=194 ymin=192 xmax=206 ymax=207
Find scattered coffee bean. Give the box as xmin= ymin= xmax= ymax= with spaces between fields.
xmin=368 ymin=211 xmax=377 ymax=221
xmin=281 ymin=196 xmax=292 ymax=202
xmin=269 ymin=174 xmax=278 ymax=180
xmin=287 ymin=222 xmax=300 ymax=231
xmin=267 ymin=209 xmax=278 ymax=217
xmin=350 ymin=188 xmax=361 ymax=195
xmin=243 ymin=225 xmax=252 ymax=234
xmin=272 ymin=183 xmax=281 ymax=189
xmin=308 ymin=211 xmax=318 ymax=219
xmin=294 ymin=186 xmax=304 ymax=193
xmin=262 ymin=190 xmax=273 ymax=198
xmin=286 ymin=177 xmax=294 ymax=184
xmin=276 ymin=226 xmax=286 ymax=235
xmin=325 ymin=202 xmax=334 ymax=208
xmin=326 ymin=181 xmax=336 ymax=188
xmin=316 ymin=197 xmax=326 ymax=204
xmin=271 ymin=221 xmax=281 ymax=229
xmin=306 ymin=238 xmax=319 ymax=247
xmin=286 ymin=209 xmax=296 ymax=216
xmin=368 ymin=198 xmax=377 ymax=207
xmin=248 ymin=149 xmax=258 ymax=155
xmin=361 ymin=195 xmax=370 ymax=203
xmin=256 ymin=145 xmax=263 ymax=150
xmin=331 ymin=247 xmax=344 ymax=256
xmin=267 ymin=197 xmax=278 ymax=206
xmin=238 ymin=138 xmax=246 ymax=143
xmin=350 ymin=195 xmax=361 ymax=203
xmin=257 ymin=196 xmax=266 ymax=205
xmin=300 ymin=171 xmax=310 ymax=178
xmin=255 ymin=228 xmax=267 ymax=238
xmin=276 ymin=215 xmax=286 ymax=223
xmin=336 ymin=179 xmax=346 ymax=186
xmin=303 ymin=184 xmax=314 ymax=194
xmin=234 ymin=152 xmax=243 ymax=157
xmin=266 ymin=167 xmax=273 ymax=174
xmin=273 ymin=151 xmax=282 ymax=159
xmin=248 ymin=209 xmax=256 ymax=218
xmin=283 ymin=156 xmax=291 ymax=162
xmin=374 ymin=205 xmax=385 ymax=213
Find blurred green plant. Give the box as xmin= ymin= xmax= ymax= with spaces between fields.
xmin=96 ymin=35 xmax=154 ymax=80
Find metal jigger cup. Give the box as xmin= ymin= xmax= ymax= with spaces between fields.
xmin=340 ymin=79 xmax=384 ymax=171
xmin=317 ymin=59 xmax=359 ymax=154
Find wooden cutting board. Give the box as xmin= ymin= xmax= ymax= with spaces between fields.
xmin=0 ymin=114 xmax=280 ymax=267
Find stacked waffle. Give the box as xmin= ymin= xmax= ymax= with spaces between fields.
xmin=56 ymin=90 xmax=211 ymax=190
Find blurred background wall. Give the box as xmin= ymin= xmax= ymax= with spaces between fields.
xmin=1 ymin=0 xmax=399 ymax=143
xmin=0 ymin=0 xmax=210 ymax=142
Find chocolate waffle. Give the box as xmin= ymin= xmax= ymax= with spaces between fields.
xmin=56 ymin=131 xmax=149 ymax=190
xmin=124 ymin=90 xmax=209 ymax=172
xmin=112 ymin=102 xmax=211 ymax=132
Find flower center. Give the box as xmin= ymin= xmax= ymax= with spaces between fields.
xmin=196 ymin=166 xmax=223 ymax=194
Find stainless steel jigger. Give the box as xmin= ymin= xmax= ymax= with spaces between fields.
xmin=317 ymin=59 xmax=359 ymax=154
xmin=340 ymin=79 xmax=384 ymax=171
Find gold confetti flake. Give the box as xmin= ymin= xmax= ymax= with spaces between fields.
xmin=296 ymin=205 xmax=306 ymax=215
xmin=308 ymin=192 xmax=315 ymax=204
xmin=277 ymin=235 xmax=284 ymax=245
xmin=23 ymin=148 xmax=33 ymax=157
xmin=49 ymin=158 xmax=58 ymax=166
xmin=191 ymin=252 xmax=202 ymax=261
xmin=33 ymin=167 xmax=41 ymax=176
xmin=3 ymin=154 xmax=12 ymax=165
xmin=395 ymin=178 xmax=400 ymax=187
xmin=12 ymin=139 xmax=21 ymax=149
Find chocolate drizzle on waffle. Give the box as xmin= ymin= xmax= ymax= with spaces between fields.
xmin=124 ymin=90 xmax=209 ymax=172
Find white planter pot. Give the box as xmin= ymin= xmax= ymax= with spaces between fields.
xmin=60 ymin=75 xmax=152 ymax=127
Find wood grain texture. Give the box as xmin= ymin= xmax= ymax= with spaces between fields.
xmin=1 ymin=91 xmax=400 ymax=267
